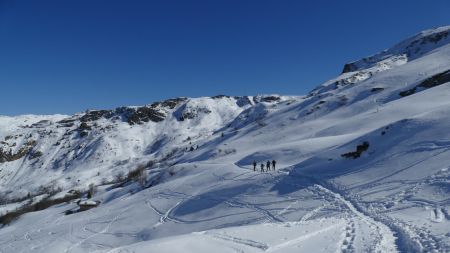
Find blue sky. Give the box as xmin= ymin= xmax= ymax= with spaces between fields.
xmin=1 ymin=0 xmax=449 ymax=115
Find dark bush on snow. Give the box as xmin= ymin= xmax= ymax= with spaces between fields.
xmin=87 ymin=183 xmax=96 ymax=199
xmin=127 ymin=164 xmax=147 ymax=187
xmin=0 ymin=190 xmax=82 ymax=226
xmin=341 ymin=141 xmax=370 ymax=159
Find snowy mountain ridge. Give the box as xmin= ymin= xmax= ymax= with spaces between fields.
xmin=0 ymin=26 xmax=450 ymax=253
xmin=342 ymin=25 xmax=450 ymax=73
xmin=0 ymin=95 xmax=297 ymax=195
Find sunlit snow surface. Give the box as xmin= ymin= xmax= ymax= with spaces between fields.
xmin=1 ymin=26 xmax=450 ymax=253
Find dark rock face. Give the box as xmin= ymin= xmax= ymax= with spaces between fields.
xmin=399 ymin=88 xmax=417 ymax=97
xmin=152 ymin=98 xmax=187 ymax=110
xmin=405 ymin=30 xmax=449 ymax=54
xmin=341 ymin=57 xmax=376 ymax=73
xmin=125 ymin=98 xmax=187 ymax=125
xmin=235 ymin=96 xmax=253 ymax=107
xmin=76 ymin=122 xmax=92 ymax=138
xmin=425 ymin=30 xmax=449 ymax=43
xmin=57 ymin=118 xmax=76 ymax=127
xmin=399 ymin=70 xmax=450 ymax=97
xmin=79 ymin=131 xmax=89 ymax=138
xmin=0 ymin=140 xmax=36 ymax=163
xmin=418 ymin=70 xmax=450 ymax=89
xmin=73 ymin=98 xmax=187 ymax=126
xmin=211 ymin=95 xmax=230 ymax=99
xmin=78 ymin=122 xmax=92 ymax=131
xmin=174 ymin=101 xmax=213 ymax=121
xmin=127 ymin=107 xmax=167 ymax=125
xmin=253 ymin=95 xmax=281 ymax=104
xmin=31 ymin=120 xmax=52 ymax=128
xmin=80 ymin=110 xmax=114 ymax=122
xmin=342 ymin=29 xmax=449 ymax=74
xmin=180 ymin=107 xmax=212 ymax=121
xmin=342 ymin=63 xmax=358 ymax=73
xmin=261 ymin=96 xmax=281 ymax=103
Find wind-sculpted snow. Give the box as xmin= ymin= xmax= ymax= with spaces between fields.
xmin=1 ymin=26 xmax=450 ymax=252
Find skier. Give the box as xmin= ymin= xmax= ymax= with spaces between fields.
xmin=272 ymin=160 xmax=276 ymax=170
xmin=260 ymin=163 xmax=264 ymax=172
xmin=253 ymin=160 xmax=257 ymax=171
xmin=266 ymin=160 xmax=271 ymax=171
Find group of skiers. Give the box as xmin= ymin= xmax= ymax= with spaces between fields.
xmin=253 ymin=160 xmax=276 ymax=172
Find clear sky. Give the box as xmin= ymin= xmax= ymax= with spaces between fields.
xmin=1 ymin=0 xmax=449 ymax=115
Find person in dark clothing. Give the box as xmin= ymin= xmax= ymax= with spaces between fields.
xmin=253 ymin=160 xmax=257 ymax=171
xmin=266 ymin=160 xmax=271 ymax=171
xmin=272 ymin=160 xmax=276 ymax=170
xmin=260 ymin=163 xmax=264 ymax=172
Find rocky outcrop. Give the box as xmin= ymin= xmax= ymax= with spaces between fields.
xmin=123 ymin=98 xmax=187 ymax=125
xmin=64 ymin=98 xmax=189 ymax=126
xmin=342 ymin=63 xmax=358 ymax=73
xmin=57 ymin=118 xmax=76 ymax=127
xmin=211 ymin=95 xmax=230 ymax=99
xmin=80 ymin=110 xmax=114 ymax=122
xmin=419 ymin=70 xmax=450 ymax=89
xmin=234 ymin=96 xmax=253 ymax=107
xmin=31 ymin=120 xmax=52 ymax=128
xmin=0 ymin=140 xmax=37 ymax=163
xmin=76 ymin=122 xmax=92 ymax=137
xmin=342 ymin=27 xmax=449 ymax=74
xmin=253 ymin=95 xmax=281 ymax=103
xmin=399 ymin=70 xmax=450 ymax=97
xmin=178 ymin=106 xmax=212 ymax=121
xmin=403 ymin=29 xmax=449 ymax=55
xmin=127 ymin=106 xmax=167 ymax=125
xmin=151 ymin=98 xmax=187 ymax=110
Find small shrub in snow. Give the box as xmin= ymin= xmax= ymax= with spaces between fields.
xmin=128 ymin=164 xmax=147 ymax=187
xmin=214 ymin=148 xmax=236 ymax=157
xmin=341 ymin=141 xmax=370 ymax=159
xmin=87 ymin=183 xmax=96 ymax=199
xmin=0 ymin=191 xmax=82 ymax=225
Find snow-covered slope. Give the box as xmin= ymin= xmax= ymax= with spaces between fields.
xmin=1 ymin=26 xmax=450 ymax=253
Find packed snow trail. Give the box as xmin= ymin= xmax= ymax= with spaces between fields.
xmin=229 ymin=165 xmax=401 ymax=252
xmin=313 ymin=184 xmax=398 ymax=253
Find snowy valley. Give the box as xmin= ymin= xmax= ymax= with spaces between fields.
xmin=0 ymin=26 xmax=450 ymax=253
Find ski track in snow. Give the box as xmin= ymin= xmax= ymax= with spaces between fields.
xmin=207 ymin=232 xmax=269 ymax=251
xmin=63 ymin=207 xmax=128 ymax=253
xmin=298 ymin=204 xmax=326 ymax=223
xmin=146 ymin=168 xmax=401 ymax=253
xmin=313 ymin=184 xmax=398 ymax=253
xmin=266 ymin=222 xmax=343 ymax=253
